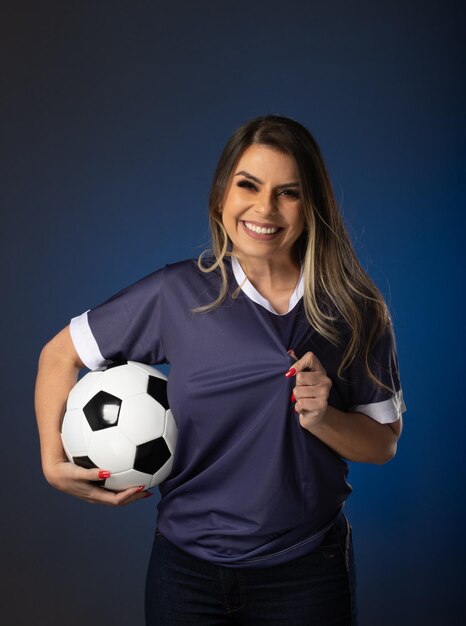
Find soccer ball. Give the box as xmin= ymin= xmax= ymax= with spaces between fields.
xmin=60 ymin=361 xmax=177 ymax=491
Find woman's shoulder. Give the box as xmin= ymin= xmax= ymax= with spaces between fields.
xmin=111 ymin=259 xmax=201 ymax=295
xmin=162 ymin=256 xmax=224 ymax=289
xmin=164 ymin=257 xmax=199 ymax=274
xmin=121 ymin=256 xmax=221 ymax=292
xmin=164 ymin=256 xmax=216 ymax=276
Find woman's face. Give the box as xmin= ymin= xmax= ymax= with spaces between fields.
xmin=221 ymin=144 xmax=305 ymax=266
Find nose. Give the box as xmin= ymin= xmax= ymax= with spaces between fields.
xmin=254 ymin=190 xmax=277 ymax=216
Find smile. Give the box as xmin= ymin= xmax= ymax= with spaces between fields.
xmin=242 ymin=221 xmax=281 ymax=235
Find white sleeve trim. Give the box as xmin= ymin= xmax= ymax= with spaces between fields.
xmin=69 ymin=310 xmax=108 ymax=371
xmin=351 ymin=389 xmax=406 ymax=424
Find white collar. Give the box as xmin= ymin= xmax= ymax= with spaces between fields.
xmin=231 ymin=256 xmax=304 ymax=316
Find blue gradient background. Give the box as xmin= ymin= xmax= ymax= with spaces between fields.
xmin=2 ymin=1 xmax=465 ymax=624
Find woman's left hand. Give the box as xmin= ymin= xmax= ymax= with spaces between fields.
xmin=286 ymin=351 xmax=332 ymax=431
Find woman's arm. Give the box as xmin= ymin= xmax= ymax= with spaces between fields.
xmin=304 ymin=406 xmax=401 ymax=464
xmin=287 ymin=352 xmax=402 ymax=464
xmin=34 ymin=325 xmax=150 ymax=505
xmin=35 ymin=326 xmax=83 ymax=478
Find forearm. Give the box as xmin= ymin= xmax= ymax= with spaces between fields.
xmin=305 ymin=405 xmax=399 ymax=464
xmin=34 ymin=344 xmax=80 ymax=478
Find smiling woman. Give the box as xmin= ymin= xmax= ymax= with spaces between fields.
xmin=218 ymin=145 xmax=305 ymax=313
xmin=35 ymin=114 xmax=406 ymax=626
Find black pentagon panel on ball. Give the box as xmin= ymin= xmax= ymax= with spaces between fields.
xmin=83 ymin=390 xmax=122 ymax=431
xmin=134 ymin=438 xmax=171 ymax=475
xmin=147 ymin=376 xmax=169 ymax=410
xmin=104 ymin=360 xmax=127 ymax=370
xmin=73 ymin=456 xmax=98 ymax=470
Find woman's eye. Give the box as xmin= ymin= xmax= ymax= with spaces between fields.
xmin=281 ymin=189 xmax=300 ymax=199
xmin=237 ymin=180 xmax=257 ymax=191
xmin=237 ymin=180 xmax=300 ymax=199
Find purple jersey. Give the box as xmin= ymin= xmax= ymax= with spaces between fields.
xmin=70 ymin=257 xmax=406 ymax=568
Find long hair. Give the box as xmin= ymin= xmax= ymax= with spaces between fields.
xmin=195 ymin=114 xmax=393 ymax=393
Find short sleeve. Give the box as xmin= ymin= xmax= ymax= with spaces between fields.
xmin=69 ymin=267 xmax=167 ymax=370
xmin=347 ymin=320 xmax=407 ymax=424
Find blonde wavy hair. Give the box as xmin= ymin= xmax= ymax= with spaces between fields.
xmin=195 ymin=114 xmax=393 ymax=393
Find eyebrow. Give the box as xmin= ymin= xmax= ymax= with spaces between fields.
xmin=235 ymin=170 xmax=301 ymax=188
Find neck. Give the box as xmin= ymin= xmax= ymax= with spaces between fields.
xmin=233 ymin=254 xmax=301 ymax=292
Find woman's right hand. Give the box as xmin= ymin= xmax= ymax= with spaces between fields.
xmin=44 ymin=460 xmax=152 ymax=506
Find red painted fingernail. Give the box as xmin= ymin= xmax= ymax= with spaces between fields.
xmin=143 ymin=492 xmax=154 ymax=498
xmin=291 ymin=393 xmax=296 ymax=403
xmin=98 ymin=470 xmax=111 ymax=479
xmin=135 ymin=485 xmax=145 ymax=493
xmin=285 ymin=368 xmax=297 ymax=378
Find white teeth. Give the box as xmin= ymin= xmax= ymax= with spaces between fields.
xmin=244 ymin=222 xmax=279 ymax=235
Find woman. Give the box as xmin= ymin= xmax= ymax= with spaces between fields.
xmin=35 ymin=114 xmax=405 ymax=625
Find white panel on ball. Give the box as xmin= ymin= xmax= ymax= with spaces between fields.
xmin=163 ymin=409 xmax=178 ymax=453
xmin=81 ymin=414 xmax=93 ymax=448
xmin=118 ymin=394 xmax=166 ymax=444
xmin=100 ymin=364 xmax=149 ymax=398
xmin=128 ymin=361 xmax=167 ymax=380
xmin=104 ymin=468 xmax=154 ymax=491
xmin=88 ymin=428 xmax=136 ymax=473
xmin=62 ymin=441 xmax=74 ymax=464
xmin=61 ymin=409 xmax=88 ymax=457
xmin=67 ymin=371 xmax=104 ymax=410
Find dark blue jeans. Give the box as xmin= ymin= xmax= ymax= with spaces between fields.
xmin=145 ymin=514 xmax=358 ymax=625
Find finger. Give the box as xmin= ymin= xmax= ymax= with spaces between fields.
xmin=285 ymin=352 xmax=326 ymax=378
xmin=70 ymin=465 xmax=112 ymax=483
xmin=293 ymin=381 xmax=330 ymax=399
xmin=120 ymin=490 xmax=154 ymax=506
xmin=113 ymin=486 xmax=153 ymax=506
xmin=84 ymin=484 xmax=146 ymax=506
xmin=293 ymin=393 xmax=327 ymax=417
xmin=293 ymin=370 xmax=328 ymax=389
xmin=294 ymin=352 xmax=325 ymax=373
